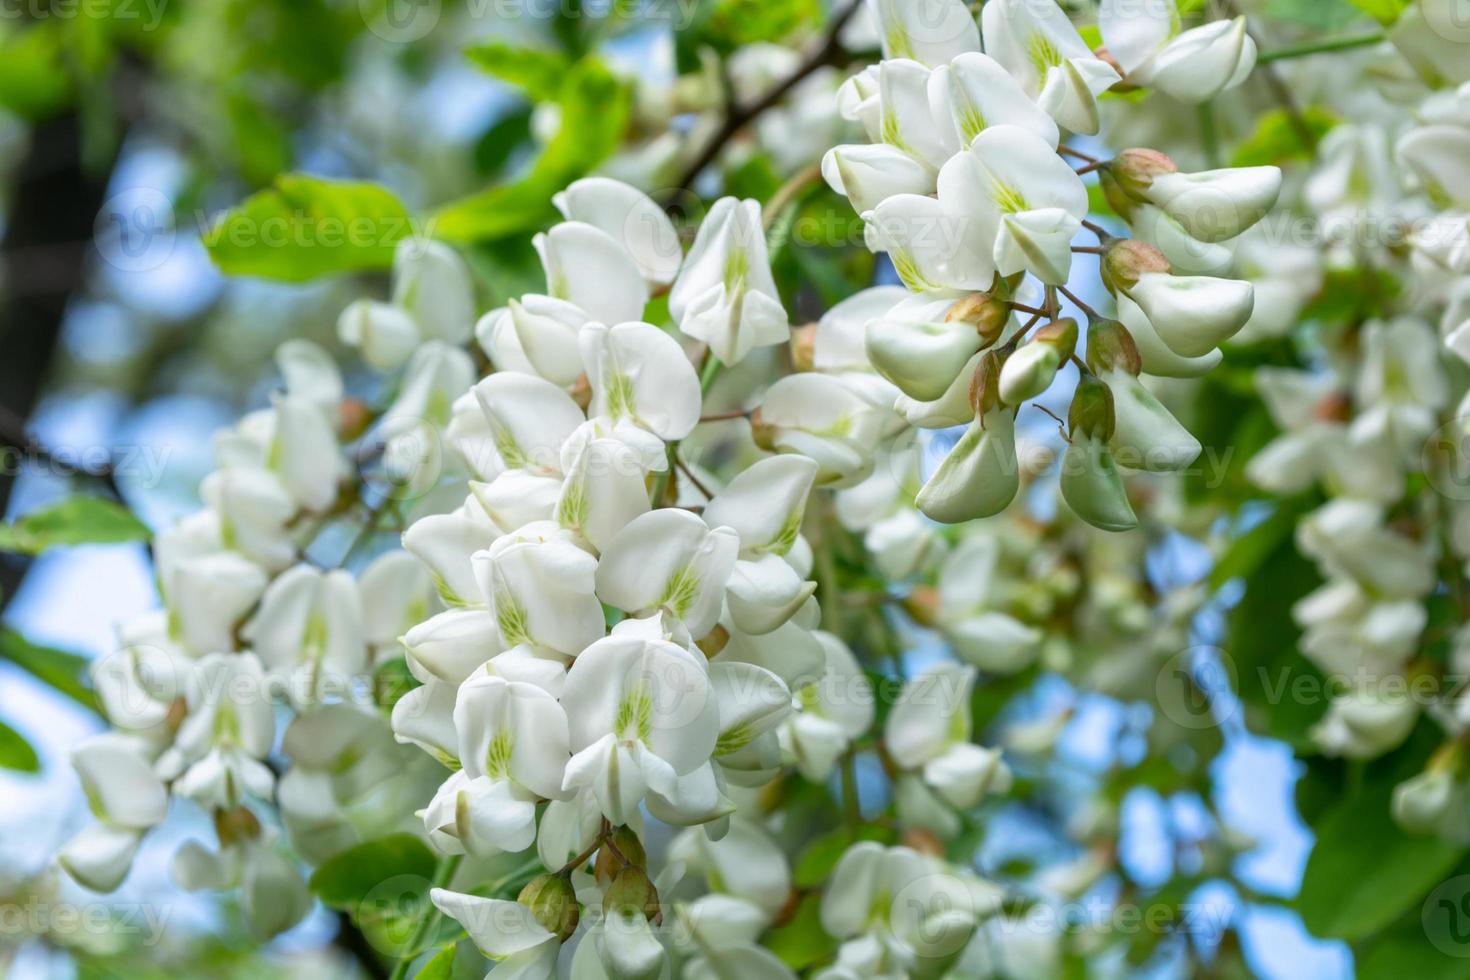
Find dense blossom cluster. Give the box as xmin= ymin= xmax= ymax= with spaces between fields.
xmin=39 ymin=0 xmax=1470 ymax=976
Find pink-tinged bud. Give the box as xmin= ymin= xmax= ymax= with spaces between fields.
xmin=519 ymin=873 xmax=581 ymax=942
xmin=1069 ymin=375 xmax=1117 ymax=441
xmin=969 ymin=349 xmax=1005 ymax=415
xmin=1086 ymin=320 xmax=1143 ymax=376
xmin=947 ymin=292 xmax=1010 ymax=347
xmin=1101 ymin=148 xmax=1178 ymax=219
xmin=789 ymin=323 xmax=818 ymax=372
xmin=338 ymin=398 xmax=372 ymax=441
xmin=1101 ymin=239 xmax=1172 ymax=295
xmin=748 ymin=408 xmax=777 ymax=453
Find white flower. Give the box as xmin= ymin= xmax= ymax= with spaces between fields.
xmin=554 ymin=177 xmax=683 ymax=286
xmin=243 ymin=564 xmax=366 ymax=706
xmin=391 ymin=238 xmax=476 ymax=346
xmin=755 ymin=374 xmax=887 ymax=487
xmin=1311 ymin=683 xmax=1419 ymax=759
xmin=560 ymin=633 xmax=720 ymax=824
xmin=980 ymin=0 xmax=1120 ymax=135
xmin=929 ymin=52 xmax=1062 ymax=151
xmin=476 ymin=295 xmax=590 ymax=387
xmin=823 ymin=144 xmax=936 ymax=216
xmin=198 ymin=468 xmax=297 ymax=572
xmin=474 ymin=371 xmax=588 ymax=477
xmin=1118 ymin=273 xmax=1255 ymax=358
xmin=580 ymin=321 xmax=701 ymax=441
xmin=402 ymin=505 xmax=502 ymax=608
xmin=869 ymin=0 xmax=979 ymax=67
xmin=1134 ymin=167 xmax=1282 ymax=244
xmin=161 ymin=653 xmax=277 ymax=810
xmin=474 ymin=524 xmax=605 ymax=657
xmin=783 ymin=631 xmax=874 ymax=781
xmin=359 ymin=550 xmax=435 ymax=659
xmin=670 ymin=198 xmax=789 ymax=365
xmin=872 ymin=126 xmax=1087 ymax=288
xmin=402 ymin=609 xmax=504 ymax=683
xmin=537 ymin=220 xmax=650 ymax=327
xmin=1353 ymin=316 xmax=1449 ymax=460
xmin=886 ymin=663 xmax=1011 ymax=808
xmin=1100 ymin=2 xmax=1256 ymax=103
xmin=595 ymin=509 xmax=741 ymax=640
xmin=337 ymin=299 xmax=420 ymax=371
xmin=432 ymin=889 xmax=562 ymax=980
xmin=379 ymin=341 xmax=477 ymax=485
xmin=59 ymin=734 xmax=169 ymax=892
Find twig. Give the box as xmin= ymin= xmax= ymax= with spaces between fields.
xmin=674 ymin=453 xmax=715 ymax=500
xmin=699 ymin=409 xmax=750 ymax=423
xmin=1057 ymin=145 xmax=1101 ymax=164
xmin=1056 ymin=283 xmax=1102 ymax=320
xmin=1081 ymin=218 xmax=1111 ymax=240
xmin=1073 ymin=161 xmax=1104 ymax=176
xmin=1258 ymin=32 xmax=1386 ymax=63
xmin=666 ymin=1 xmax=863 ymax=205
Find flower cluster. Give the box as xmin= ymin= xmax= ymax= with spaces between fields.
xmin=819 ymin=0 xmax=1280 ymax=531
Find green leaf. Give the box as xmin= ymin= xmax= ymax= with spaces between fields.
xmin=1265 ymin=0 xmax=1364 ymax=29
xmin=0 ymin=720 xmax=40 ymax=773
xmin=1231 ymin=107 xmax=1341 ymax=168
xmin=765 ymin=893 xmax=838 ymax=970
xmin=0 ymin=630 xmax=97 ymax=711
xmin=434 ymin=59 xmax=630 ymax=243
xmin=1299 ymin=777 xmax=1466 ymax=941
xmin=464 ymin=42 xmax=572 ymax=100
xmin=309 ymin=833 xmax=437 ymax=910
xmin=0 ymin=496 xmax=150 ymax=555
xmin=414 ymin=944 xmax=457 ymax=980
xmin=1346 ymin=0 xmax=1409 ymax=25
xmin=204 ymin=174 xmax=413 ymax=282
xmin=0 ymin=23 xmax=72 ymax=119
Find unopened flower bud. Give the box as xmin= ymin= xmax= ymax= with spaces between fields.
xmin=214 ymin=806 xmax=262 ymax=848
xmin=569 ymin=373 xmax=594 ymax=412
xmin=1101 ymin=239 xmax=1171 ymax=295
xmin=519 ymin=873 xmax=581 ymax=942
xmin=1393 ymin=770 xmax=1456 ymax=835
xmin=695 ymin=623 xmax=730 ymax=658
xmin=1086 ymin=320 xmax=1142 ymax=376
xmin=595 ymin=826 xmax=648 ymax=883
xmin=969 ymin=350 xmax=1005 ymax=416
xmin=790 ymin=323 xmax=818 ymax=372
xmin=1106 ymin=149 xmax=1178 ymax=204
xmin=1068 ymin=375 xmax=1116 ymax=442
xmin=603 ymin=866 xmax=660 ymax=921
xmin=748 ymin=408 xmax=777 ymax=453
xmin=338 ymin=398 xmax=373 ymax=441
xmin=947 ymin=292 xmax=1009 ymax=348
xmin=903 ymin=585 xmax=942 ymax=627
xmin=999 ymin=319 xmax=1077 ymax=406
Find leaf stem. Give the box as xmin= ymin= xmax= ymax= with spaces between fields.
xmin=388 ymin=854 xmax=463 ymax=980
xmin=1258 ymin=32 xmax=1386 ymax=63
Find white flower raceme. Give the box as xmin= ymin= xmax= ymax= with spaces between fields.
xmin=337 ymin=238 xmax=475 ymax=369
xmin=980 ymin=0 xmax=1120 ymax=135
xmin=1100 ymin=0 xmax=1256 ymax=104
xmin=477 ymin=295 xmax=590 ymax=387
xmin=1353 ymin=316 xmax=1450 ymax=459
xmin=669 ymin=197 xmax=789 ymax=365
xmin=580 ymin=321 xmax=702 ymax=441
xmin=174 ymin=828 xmax=313 ymax=942
xmin=1102 ymin=240 xmax=1255 ymax=358
xmin=560 ymin=631 xmax=720 ymax=824
xmin=886 ymin=663 xmax=1011 ymax=809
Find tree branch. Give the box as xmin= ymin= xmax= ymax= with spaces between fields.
xmin=665 ymin=1 xmax=863 ymax=208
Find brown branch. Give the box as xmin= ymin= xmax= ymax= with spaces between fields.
xmin=666 ymin=1 xmax=863 ymax=208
